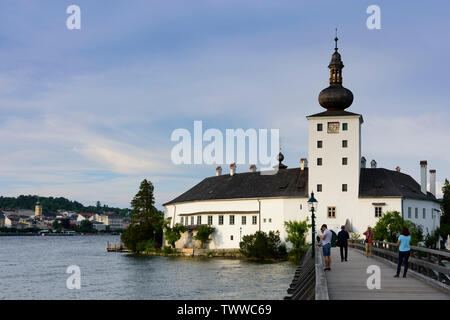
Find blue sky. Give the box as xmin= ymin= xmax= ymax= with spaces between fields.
xmin=0 ymin=0 xmax=449 ymax=209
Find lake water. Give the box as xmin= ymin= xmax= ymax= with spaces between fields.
xmin=0 ymin=235 xmax=296 ymax=300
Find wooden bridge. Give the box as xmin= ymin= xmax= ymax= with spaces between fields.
xmin=285 ymin=240 xmax=450 ymax=300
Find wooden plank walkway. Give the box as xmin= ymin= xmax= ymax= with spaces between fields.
xmin=325 ymin=247 xmax=450 ymax=300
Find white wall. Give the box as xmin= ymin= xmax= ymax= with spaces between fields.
xmin=307 ymin=115 xmax=363 ymax=237
xmin=165 ymin=198 xmax=311 ymax=249
xmin=402 ymin=198 xmax=441 ymax=235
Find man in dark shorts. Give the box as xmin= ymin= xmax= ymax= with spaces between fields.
xmin=317 ymin=224 xmax=332 ymax=271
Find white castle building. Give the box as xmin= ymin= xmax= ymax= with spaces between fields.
xmin=163 ymin=37 xmax=441 ymax=249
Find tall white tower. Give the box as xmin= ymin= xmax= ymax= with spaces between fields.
xmin=307 ymin=35 xmax=363 ymax=233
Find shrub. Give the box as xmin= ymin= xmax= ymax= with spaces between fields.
xmin=162 ymin=246 xmax=174 ymax=254
xmin=164 ymin=223 xmax=186 ymax=248
xmin=284 ymin=219 xmax=310 ymax=263
xmin=239 ymin=230 xmax=287 ymax=260
xmin=194 ymin=225 xmax=215 ymax=248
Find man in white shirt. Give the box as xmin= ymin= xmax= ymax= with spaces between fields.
xmin=317 ymin=224 xmax=332 ymax=271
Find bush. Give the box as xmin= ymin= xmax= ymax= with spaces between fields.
xmin=239 ymin=231 xmax=287 ymax=260
xmin=350 ymin=232 xmax=360 ymax=240
xmin=284 ymin=219 xmax=309 ymax=263
xmin=194 ymin=225 xmax=215 ymax=248
xmin=164 ymin=223 xmax=186 ymax=248
xmin=162 ymin=246 xmax=174 ymax=254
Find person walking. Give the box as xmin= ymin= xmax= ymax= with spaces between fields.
xmin=363 ymin=226 xmax=374 ymax=257
xmin=336 ymin=225 xmax=349 ymax=262
xmin=394 ymin=227 xmax=411 ymax=278
xmin=317 ymin=224 xmax=332 ymax=271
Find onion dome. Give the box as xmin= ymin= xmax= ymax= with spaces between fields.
xmin=318 ymin=33 xmax=354 ymax=111
xmin=275 ymin=148 xmax=288 ymax=170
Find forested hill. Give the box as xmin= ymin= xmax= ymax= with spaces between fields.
xmin=0 ymin=195 xmax=131 ymax=216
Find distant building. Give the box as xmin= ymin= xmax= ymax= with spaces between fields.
xmin=35 ymin=202 xmax=43 ymax=217
xmin=0 ymin=212 xmax=5 ymax=228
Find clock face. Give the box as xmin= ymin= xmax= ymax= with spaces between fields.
xmin=327 ymin=122 xmax=339 ymax=133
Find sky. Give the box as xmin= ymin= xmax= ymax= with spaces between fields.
xmin=0 ymin=0 xmax=449 ymax=209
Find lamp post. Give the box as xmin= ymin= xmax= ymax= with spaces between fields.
xmin=307 ymin=192 xmax=318 ymax=258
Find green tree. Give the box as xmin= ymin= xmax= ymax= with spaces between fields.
xmin=194 ymin=225 xmax=215 ymax=248
xmin=284 ymin=218 xmax=310 ymax=262
xmin=164 ymin=223 xmax=186 ymax=248
xmin=239 ymin=231 xmax=287 ymax=260
xmin=52 ymin=220 xmax=62 ymax=232
xmin=438 ymin=179 xmax=450 ymax=243
xmin=121 ymin=179 xmax=164 ymax=252
xmin=373 ymin=211 xmax=422 ymax=245
xmin=77 ymin=220 xmax=95 ymax=233
xmin=373 ymin=211 xmax=404 ymax=242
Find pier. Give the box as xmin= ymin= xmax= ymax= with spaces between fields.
xmin=286 ymin=240 xmax=450 ymax=300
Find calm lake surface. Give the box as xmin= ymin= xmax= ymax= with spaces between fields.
xmin=0 ymin=235 xmax=296 ymax=300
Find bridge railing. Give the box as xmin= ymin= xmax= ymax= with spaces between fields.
xmin=285 ymin=246 xmax=329 ymax=300
xmin=284 ymin=247 xmax=315 ymax=300
xmin=349 ymin=239 xmax=450 ymax=286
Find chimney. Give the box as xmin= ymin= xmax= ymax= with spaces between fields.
xmin=300 ymin=158 xmax=308 ymax=171
xmin=230 ymin=163 xmax=236 ymax=176
xmin=370 ymin=159 xmax=377 ymax=168
xmin=429 ymin=169 xmax=436 ymax=197
xmin=249 ymin=164 xmax=256 ymax=173
xmin=361 ymin=157 xmax=366 ymax=168
xmin=216 ymin=166 xmax=222 ymax=176
xmin=395 ymin=166 xmax=401 ymax=172
xmin=420 ymin=160 xmax=427 ymax=194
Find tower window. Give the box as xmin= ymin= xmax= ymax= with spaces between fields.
xmin=317 ymin=184 xmax=322 ymax=192
xmin=375 ymin=207 xmax=382 ymax=217
xmin=342 ymin=140 xmax=348 ymax=148
xmin=327 ymin=207 xmax=336 ymax=218
xmin=230 ymin=235 xmax=234 ymax=241
xmin=342 ymin=157 xmax=348 ymax=165
xmin=342 ymin=184 xmax=348 ymax=192
xmin=317 ymin=140 xmax=323 ymax=148
xmin=317 ymin=123 xmax=323 ymax=131
xmin=317 ymin=158 xmax=323 ymax=166
xmin=342 ymin=123 xmax=348 ymax=131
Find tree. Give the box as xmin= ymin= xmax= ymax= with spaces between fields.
xmin=121 ymin=179 xmax=164 ymax=252
xmin=164 ymin=223 xmax=186 ymax=248
xmin=52 ymin=220 xmax=62 ymax=232
xmin=239 ymin=231 xmax=287 ymax=260
xmin=284 ymin=218 xmax=310 ymax=262
xmin=77 ymin=220 xmax=95 ymax=233
xmin=438 ymin=179 xmax=450 ymax=243
xmin=194 ymin=225 xmax=215 ymax=248
xmin=373 ymin=211 xmax=422 ymax=245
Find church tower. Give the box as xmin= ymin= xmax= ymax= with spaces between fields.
xmin=306 ymin=34 xmax=363 ymax=231
xmin=35 ymin=201 xmax=43 ymax=217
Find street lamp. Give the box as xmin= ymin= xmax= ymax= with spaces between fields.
xmin=307 ymin=192 xmax=318 ymax=258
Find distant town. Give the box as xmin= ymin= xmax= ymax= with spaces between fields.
xmin=0 ymin=195 xmax=131 ymax=235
